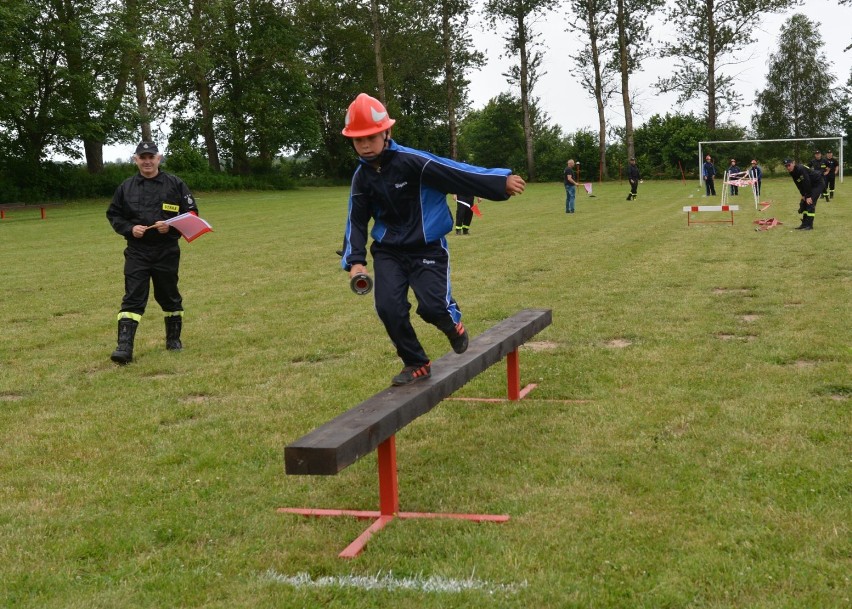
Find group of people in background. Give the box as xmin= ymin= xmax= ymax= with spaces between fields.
xmin=563 ymin=156 xmax=641 ymax=211
xmin=784 ymin=149 xmax=839 ymax=231
xmin=701 ymin=148 xmax=840 ymax=231
xmin=702 ymin=155 xmax=764 ymax=197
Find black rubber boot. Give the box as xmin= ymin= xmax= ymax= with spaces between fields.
xmin=165 ymin=316 xmax=183 ymax=351
xmin=111 ymin=319 xmax=138 ymax=364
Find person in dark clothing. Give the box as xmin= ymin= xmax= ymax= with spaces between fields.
xmin=748 ymin=160 xmax=763 ymax=197
xmin=823 ymin=150 xmax=839 ymax=200
xmin=784 ymin=158 xmax=824 ymax=231
xmin=703 ymin=155 xmax=717 ymax=196
xmin=454 ymin=193 xmax=479 ymax=234
xmin=340 ymin=93 xmax=526 ymax=386
xmin=626 ymin=157 xmax=640 ymax=200
xmin=809 ymin=150 xmax=829 ymax=201
xmin=563 ymin=159 xmax=579 ymax=213
xmin=106 ymin=141 xmax=199 ymax=364
xmin=728 ymin=159 xmax=741 ymax=195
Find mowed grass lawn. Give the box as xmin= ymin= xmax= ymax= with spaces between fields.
xmin=0 ymin=178 xmax=849 ymax=609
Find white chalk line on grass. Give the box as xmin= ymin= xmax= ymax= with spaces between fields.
xmin=263 ymin=569 xmax=527 ymax=595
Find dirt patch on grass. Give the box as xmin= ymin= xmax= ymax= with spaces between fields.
xmin=792 ymin=360 xmax=817 ymax=369
xmin=0 ymin=393 xmax=24 ymax=402
xmin=147 ymin=373 xmax=178 ymax=380
xmin=712 ymin=287 xmax=752 ymax=294
xmin=605 ymin=338 xmax=632 ymax=348
xmin=523 ymin=341 xmax=558 ymax=351
xmin=739 ymin=314 xmax=760 ymax=323
xmin=715 ymin=333 xmax=757 ymax=341
xmin=182 ymin=394 xmax=209 ymax=404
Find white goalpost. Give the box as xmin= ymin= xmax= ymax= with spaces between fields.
xmin=697 ymin=136 xmax=845 ymax=201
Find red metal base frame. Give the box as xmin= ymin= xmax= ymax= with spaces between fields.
xmin=278 ymin=435 xmax=509 ymax=558
xmin=278 ymin=349 xmax=535 ymax=558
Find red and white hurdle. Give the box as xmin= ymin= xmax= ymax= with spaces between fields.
xmin=682 ymin=204 xmax=739 ymax=226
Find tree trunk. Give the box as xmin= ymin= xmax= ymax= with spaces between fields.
xmin=197 ymin=78 xmax=221 ymax=171
xmin=371 ymin=0 xmax=386 ymax=103
xmin=132 ymin=63 xmax=152 ymax=142
xmin=617 ymin=0 xmax=634 ymax=160
xmin=705 ymin=0 xmax=717 ymax=130
xmin=441 ymin=2 xmax=458 ymax=159
xmin=587 ymin=4 xmax=607 ymax=179
xmin=190 ymin=0 xmax=220 ymax=171
xmin=517 ymin=14 xmax=535 ymax=181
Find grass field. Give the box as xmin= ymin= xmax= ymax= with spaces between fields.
xmin=0 ymin=178 xmax=849 ymax=608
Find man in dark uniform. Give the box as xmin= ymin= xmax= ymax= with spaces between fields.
xmin=823 ymin=150 xmax=839 ymax=200
xmin=626 ymin=157 xmax=640 ymax=200
xmin=808 ymin=150 xmax=829 ymax=201
xmin=340 ymin=93 xmax=525 ymax=386
xmin=784 ymin=158 xmax=824 ymax=231
xmin=106 ymin=141 xmax=199 ymax=364
xmin=703 ymin=155 xmax=716 ymax=196
xmin=454 ymin=193 xmax=478 ymax=234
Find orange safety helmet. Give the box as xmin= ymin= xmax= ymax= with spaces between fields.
xmin=341 ymin=93 xmax=396 ymax=137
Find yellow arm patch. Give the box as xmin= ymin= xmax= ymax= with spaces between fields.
xmin=162 ymin=202 xmax=180 ymax=212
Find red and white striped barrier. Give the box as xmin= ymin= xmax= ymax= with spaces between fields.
xmin=682 ymin=204 xmax=739 ymax=226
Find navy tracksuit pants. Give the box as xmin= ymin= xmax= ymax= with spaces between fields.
xmin=371 ymin=240 xmax=459 ymax=367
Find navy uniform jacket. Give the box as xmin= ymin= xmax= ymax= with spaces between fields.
xmin=628 ymin=164 xmax=640 ymax=182
xmin=808 ymin=157 xmax=827 ymax=175
xmin=341 ymin=140 xmax=511 ymax=270
xmin=107 ymin=171 xmax=197 ymax=245
xmin=703 ymin=161 xmax=716 ymax=178
xmin=789 ymin=164 xmax=824 ymax=197
xmin=823 ymin=158 xmax=839 ymax=176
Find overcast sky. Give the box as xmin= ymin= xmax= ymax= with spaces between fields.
xmin=466 ymin=0 xmax=852 ymax=136
xmin=100 ymin=0 xmax=850 ymax=163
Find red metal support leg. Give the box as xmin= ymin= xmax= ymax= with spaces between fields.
xmin=507 ymin=349 xmax=521 ymax=400
xmin=40 ymin=206 xmax=46 ymax=219
xmin=377 ymin=435 xmax=399 ymax=516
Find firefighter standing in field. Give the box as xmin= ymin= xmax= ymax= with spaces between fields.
xmin=823 ymin=150 xmax=839 ymax=200
xmin=454 ymin=193 xmax=479 ymax=234
xmin=784 ymin=158 xmax=824 ymax=231
xmin=106 ymin=141 xmax=199 ymax=364
xmin=626 ymin=157 xmax=640 ymax=200
xmin=808 ymin=150 xmax=829 ymax=201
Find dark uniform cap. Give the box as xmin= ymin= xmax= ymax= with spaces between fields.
xmin=783 ymin=158 xmax=794 ymax=165
xmin=814 ymin=149 xmax=821 ymax=154
xmin=135 ymin=141 xmax=159 ymax=155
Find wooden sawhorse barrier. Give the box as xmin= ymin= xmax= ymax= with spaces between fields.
xmin=279 ymin=308 xmax=552 ymax=558
xmin=683 ymin=204 xmax=739 ymax=226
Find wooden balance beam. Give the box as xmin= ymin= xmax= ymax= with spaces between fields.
xmin=280 ymin=308 xmax=553 ymax=557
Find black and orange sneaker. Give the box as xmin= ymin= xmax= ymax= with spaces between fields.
xmin=446 ymin=322 xmax=469 ymax=354
xmin=392 ymin=362 xmax=431 ymax=386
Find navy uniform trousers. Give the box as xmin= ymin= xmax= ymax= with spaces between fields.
xmin=121 ymin=242 xmax=183 ymax=315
